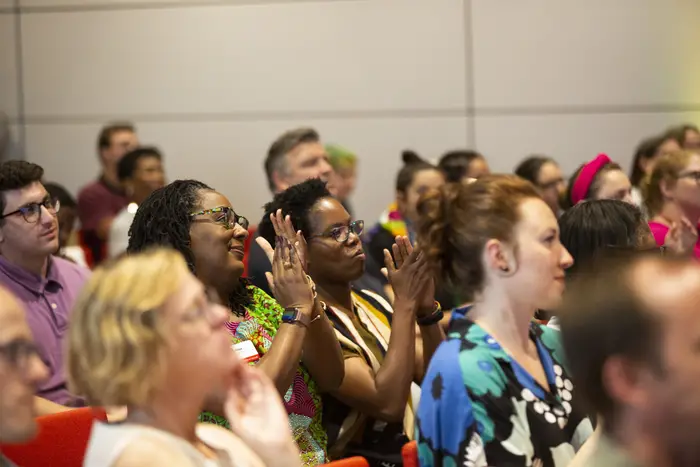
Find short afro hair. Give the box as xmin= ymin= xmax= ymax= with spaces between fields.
xmin=258 ymin=178 xmax=332 ymax=249
xmin=127 ymin=179 xmax=252 ymax=315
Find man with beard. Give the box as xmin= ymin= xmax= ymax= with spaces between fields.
xmin=560 ymin=253 xmax=700 ymax=467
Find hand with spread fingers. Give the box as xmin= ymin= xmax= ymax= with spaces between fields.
xmin=225 ymin=363 xmax=301 ymax=467
xmin=665 ymin=216 xmax=699 ymax=256
xmin=382 ymin=235 xmax=433 ymax=313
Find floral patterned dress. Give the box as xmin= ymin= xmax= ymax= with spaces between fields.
xmin=199 ymin=286 xmax=328 ymax=466
xmin=415 ymin=319 xmax=593 ymax=467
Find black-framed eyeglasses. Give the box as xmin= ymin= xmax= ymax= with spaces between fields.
xmin=189 ymin=206 xmax=249 ymax=230
xmin=678 ymin=171 xmax=700 ymax=184
xmin=0 ymin=197 xmax=60 ymax=224
xmin=310 ymin=220 xmax=364 ymax=243
xmin=0 ymin=339 xmax=41 ymax=373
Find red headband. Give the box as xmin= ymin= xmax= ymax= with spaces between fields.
xmin=570 ymin=153 xmax=612 ymax=205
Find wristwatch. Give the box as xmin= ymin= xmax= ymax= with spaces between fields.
xmin=282 ymin=307 xmax=312 ymax=328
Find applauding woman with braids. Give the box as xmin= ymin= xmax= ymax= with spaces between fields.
xmin=127 ymin=180 xmax=343 ymax=466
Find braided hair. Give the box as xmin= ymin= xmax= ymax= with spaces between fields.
xmin=127 ymin=179 xmax=252 ymax=315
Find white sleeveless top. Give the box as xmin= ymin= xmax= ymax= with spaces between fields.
xmin=84 ymin=422 xmax=238 ymax=467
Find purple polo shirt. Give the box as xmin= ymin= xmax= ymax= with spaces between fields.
xmin=0 ymin=255 xmax=89 ymax=405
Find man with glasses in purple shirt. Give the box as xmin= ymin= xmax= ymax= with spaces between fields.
xmin=0 ymin=161 xmax=89 ymax=415
xmin=0 ymin=285 xmax=49 ymax=467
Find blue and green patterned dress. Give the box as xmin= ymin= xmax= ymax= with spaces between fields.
xmin=415 ymin=318 xmax=593 ymax=467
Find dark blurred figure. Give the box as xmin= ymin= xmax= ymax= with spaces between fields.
xmin=629 ymin=134 xmax=682 ymax=208
xmin=438 ymin=149 xmax=490 ymax=183
xmin=560 ymin=253 xmax=700 ymax=467
xmin=108 ymin=147 xmax=166 ymax=258
xmin=665 ymin=123 xmax=700 ymax=151
xmin=77 ymin=122 xmax=139 ymax=264
xmin=515 ymin=155 xmax=566 ymax=215
xmin=44 ymin=182 xmax=88 ymax=267
xmin=326 ymin=144 xmax=358 ymax=217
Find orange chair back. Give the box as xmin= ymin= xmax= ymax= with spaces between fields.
xmin=0 ymin=407 xmax=107 ymax=467
xmin=402 ymin=440 xmax=419 ymax=467
xmin=322 ymin=457 xmax=370 ymax=467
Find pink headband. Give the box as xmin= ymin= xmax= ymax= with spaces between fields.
xmin=570 ymin=153 xmax=612 ymax=205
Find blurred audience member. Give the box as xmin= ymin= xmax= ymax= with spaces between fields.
xmin=548 ymin=199 xmax=656 ymax=329
xmin=77 ymin=122 xmax=138 ymax=265
xmin=438 ymin=149 xmax=490 ymax=184
xmin=665 ymin=123 xmax=700 ymax=151
xmin=0 ymin=161 xmax=89 ymax=413
xmin=560 ymin=254 xmax=700 ymax=467
xmin=415 ymin=175 xmax=592 ymax=467
xmin=44 ymin=182 xmax=88 ymax=268
xmin=515 ymin=155 xmax=566 ymax=215
xmin=248 ymin=127 xmax=333 ymax=296
xmin=629 ymin=134 xmax=682 ymax=208
xmin=326 ymin=144 xmax=358 ymax=217
xmin=127 ymin=180 xmax=343 ymax=465
xmin=563 ymin=154 xmax=632 ymax=208
xmin=68 ymin=248 xmax=302 ymax=467
xmin=0 ymin=285 xmax=49 ymax=465
xmin=643 ymin=150 xmax=700 ymax=258
xmin=259 ymin=179 xmax=444 ymax=465
xmin=108 ymin=147 xmax=166 ymax=258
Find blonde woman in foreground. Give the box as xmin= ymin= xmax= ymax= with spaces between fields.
xmin=67 ymin=248 xmax=302 ymax=467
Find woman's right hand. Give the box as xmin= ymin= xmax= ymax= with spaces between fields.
xmin=665 ymin=217 xmax=698 ymax=256
xmin=265 ymin=236 xmax=314 ymax=315
xmin=224 ymin=364 xmax=301 ymax=467
xmin=382 ymin=235 xmax=430 ymax=310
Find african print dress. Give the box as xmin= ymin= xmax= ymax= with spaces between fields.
xmin=199 ymin=286 xmax=327 ymax=466
xmin=415 ymin=319 xmax=593 ymax=467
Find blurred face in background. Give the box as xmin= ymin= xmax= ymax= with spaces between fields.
xmin=466 ymin=157 xmax=491 ymax=180
xmin=101 ymin=130 xmax=139 ymax=169
xmin=684 ymin=129 xmax=700 ymax=151
xmin=330 ymin=164 xmax=357 ymax=203
xmin=277 ymin=142 xmax=333 ymax=193
xmin=126 ymin=156 xmax=166 ymax=205
xmin=594 ymin=169 xmax=633 ymax=204
xmin=397 ymin=168 xmax=445 ymax=226
xmin=56 ymin=204 xmax=77 ymax=250
xmin=535 ymin=161 xmax=565 ymax=214
xmin=666 ymin=153 xmax=700 ymax=216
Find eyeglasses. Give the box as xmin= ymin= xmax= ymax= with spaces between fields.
xmin=0 ymin=197 xmax=60 ymax=224
xmin=678 ymin=171 xmax=700 ymax=184
xmin=189 ymin=206 xmax=249 ymax=230
xmin=0 ymin=339 xmax=41 ymax=374
xmin=311 ymin=220 xmax=364 ymax=243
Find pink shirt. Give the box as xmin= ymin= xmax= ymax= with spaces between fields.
xmin=648 ymin=221 xmax=700 ymax=259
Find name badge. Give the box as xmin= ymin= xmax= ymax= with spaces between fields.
xmin=232 ymin=340 xmax=260 ymax=363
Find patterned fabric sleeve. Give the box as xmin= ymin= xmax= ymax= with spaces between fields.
xmin=416 ymin=339 xmax=534 ymax=467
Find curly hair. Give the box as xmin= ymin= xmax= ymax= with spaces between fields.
xmin=258 ymin=178 xmax=331 ymax=249
xmin=0 ymin=161 xmax=45 ymax=218
xmin=127 ymin=179 xmax=252 ymax=315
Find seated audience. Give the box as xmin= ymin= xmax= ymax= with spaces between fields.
xmin=0 ymin=285 xmax=49 ymax=466
xmin=0 ymin=161 xmax=89 ymax=413
xmin=77 ymin=122 xmax=138 ymax=265
xmin=415 ymin=175 xmax=592 ymax=467
xmin=514 ymin=155 xmax=566 ymax=215
xmin=563 ymin=153 xmax=633 ymax=208
xmin=248 ymin=127 xmax=333 ymax=296
xmin=665 ymin=123 xmax=700 ymax=151
xmin=560 ymin=253 xmax=700 ymax=467
xmin=108 ymin=146 xmax=166 ymax=258
xmin=438 ymin=149 xmax=490 ymax=183
xmin=548 ymin=199 xmax=657 ymax=329
xmin=643 ymin=150 xmax=700 ymax=258
xmin=258 ymin=179 xmax=445 ymax=466
xmin=44 ymin=182 xmax=88 ymax=267
xmin=127 ymin=179 xmax=343 ymax=465
xmin=629 ymin=134 xmax=682 ymax=208
xmin=67 ymin=248 xmax=302 ymax=467
xmin=326 ymin=144 xmax=358 ymax=217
